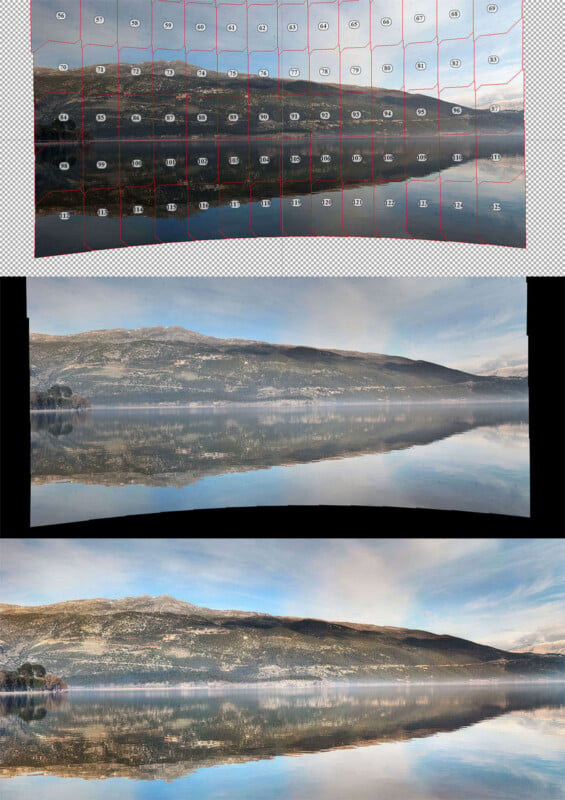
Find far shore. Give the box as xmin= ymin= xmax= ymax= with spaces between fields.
xmin=2 ymin=677 xmax=562 ymax=695
xmin=30 ymin=397 xmax=529 ymax=413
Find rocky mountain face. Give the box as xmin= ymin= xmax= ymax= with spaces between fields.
xmin=0 ymin=596 xmax=561 ymax=686
xmin=34 ymin=61 xmax=523 ymax=140
xmin=29 ymin=326 xmax=528 ymax=405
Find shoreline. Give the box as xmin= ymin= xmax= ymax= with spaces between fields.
xmin=30 ymin=397 xmax=529 ymax=413
xmin=2 ymin=678 xmax=563 ymax=695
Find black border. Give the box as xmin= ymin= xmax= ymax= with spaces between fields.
xmin=1 ymin=276 xmax=563 ymax=535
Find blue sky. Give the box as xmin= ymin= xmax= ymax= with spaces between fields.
xmin=27 ymin=277 xmax=527 ymax=375
xmin=1 ymin=538 xmax=563 ymax=650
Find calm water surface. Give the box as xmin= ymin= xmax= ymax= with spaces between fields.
xmin=1 ymin=685 xmax=563 ymax=799
xmin=35 ymin=134 xmax=525 ymax=255
xmin=30 ymin=403 xmax=529 ymax=525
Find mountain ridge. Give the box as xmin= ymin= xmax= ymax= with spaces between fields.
xmin=0 ymin=596 xmax=562 ymax=686
xmin=29 ymin=325 xmax=528 ymax=405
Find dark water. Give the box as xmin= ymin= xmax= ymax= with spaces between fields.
xmin=1 ymin=684 xmax=563 ymax=798
xmin=30 ymin=403 xmax=529 ymax=525
xmin=35 ymin=134 xmax=525 ymax=255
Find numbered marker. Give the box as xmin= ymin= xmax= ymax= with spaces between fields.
xmin=320 ymin=111 xmax=330 ymax=120
xmin=417 ymin=153 xmax=428 ymax=162
xmin=97 ymin=208 xmax=108 ymax=217
xmin=226 ymin=23 xmax=238 ymax=32
xmin=453 ymin=201 xmax=463 ymax=210
xmin=96 ymin=160 xmax=107 ymax=169
xmin=133 ymin=205 xmax=144 ymax=214
xmin=56 ymin=11 xmax=66 ymax=21
xmin=416 ymin=108 xmax=427 ymax=116
xmin=199 ymin=202 xmax=209 ymax=210
xmin=290 ymin=155 xmax=301 ymax=164
xmin=165 ymin=68 xmax=175 ymax=77
xmin=230 ymin=200 xmax=240 ymax=209
xmin=131 ymin=67 xmax=141 ymax=76
xmin=385 ymin=199 xmax=395 ymax=208
xmin=259 ymin=155 xmax=270 ymax=164
xmin=96 ymin=66 xmax=106 ymax=74
xmin=490 ymin=202 xmax=502 ymax=212
xmin=197 ymin=69 xmax=207 ymax=78
xmin=59 ymin=162 xmax=70 ymax=170
xmin=197 ymin=157 xmax=208 ymax=166
xmin=321 ymin=154 xmax=331 ymax=163
xmin=452 ymin=153 xmax=463 ymax=162
xmin=257 ymin=23 xmax=268 ymax=32
xmin=352 ymin=198 xmax=363 ymax=207
xmin=258 ymin=69 xmax=269 ymax=77
xmin=130 ymin=19 xmax=140 ymax=28
xmin=258 ymin=113 xmax=269 ymax=122
xmin=290 ymin=112 xmax=300 ymax=121
xmin=229 ymin=156 xmax=240 ymax=165
xmin=291 ymin=198 xmax=302 ymax=208
xmin=58 ymin=113 xmax=69 ymax=122
xmin=166 ymin=203 xmax=177 ymax=212
xmin=166 ymin=158 xmax=176 ymax=167
xmin=418 ymin=199 xmax=429 ymax=208
xmin=131 ymin=114 xmax=141 ymax=123
xmin=59 ymin=211 xmax=71 ymax=220
xmin=227 ymin=69 xmax=238 ymax=78
xmin=94 ymin=15 xmax=104 ymax=24
xmin=351 ymin=111 xmax=361 ymax=119
xmin=349 ymin=20 xmax=360 ymax=30
xmin=287 ymin=23 xmax=298 ymax=32
xmin=163 ymin=21 xmax=174 ymax=30
xmin=322 ymin=198 xmax=332 ymax=207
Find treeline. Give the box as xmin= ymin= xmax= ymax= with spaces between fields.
xmin=0 ymin=663 xmax=68 ymax=692
xmin=30 ymin=384 xmax=90 ymax=410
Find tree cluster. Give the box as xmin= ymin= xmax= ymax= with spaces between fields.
xmin=30 ymin=384 xmax=90 ymax=410
xmin=0 ymin=663 xmax=68 ymax=692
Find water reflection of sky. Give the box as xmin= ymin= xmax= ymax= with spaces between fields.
xmin=31 ymin=421 xmax=529 ymax=525
xmin=3 ymin=707 xmax=562 ymax=799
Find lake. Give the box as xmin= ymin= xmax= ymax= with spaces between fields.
xmin=1 ymin=684 xmax=563 ymax=798
xmin=30 ymin=402 xmax=529 ymax=525
xmin=35 ymin=133 xmax=525 ymax=255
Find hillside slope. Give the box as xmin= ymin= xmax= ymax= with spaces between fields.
xmin=0 ymin=596 xmax=561 ymax=686
xmin=29 ymin=326 xmax=527 ymax=405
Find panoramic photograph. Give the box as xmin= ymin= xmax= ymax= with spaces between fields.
xmin=28 ymin=277 xmax=529 ymax=525
xmin=0 ymin=537 xmax=563 ymax=799
xmin=32 ymin=0 xmax=525 ymax=254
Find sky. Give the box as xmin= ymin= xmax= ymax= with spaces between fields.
xmin=32 ymin=0 xmax=524 ymax=108
xmin=27 ymin=277 xmax=527 ymax=375
xmin=1 ymin=538 xmax=563 ymax=650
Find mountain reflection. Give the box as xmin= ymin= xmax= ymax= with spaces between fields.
xmin=0 ymin=685 xmax=562 ymax=780
xmin=31 ymin=403 xmax=528 ymax=487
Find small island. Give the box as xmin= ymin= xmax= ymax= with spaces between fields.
xmin=30 ymin=384 xmax=90 ymax=410
xmin=0 ymin=663 xmax=68 ymax=692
